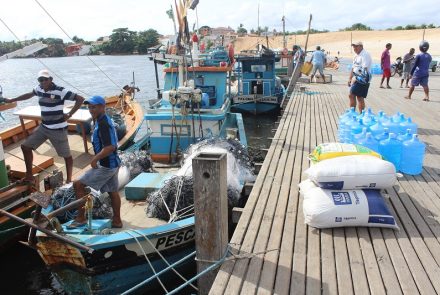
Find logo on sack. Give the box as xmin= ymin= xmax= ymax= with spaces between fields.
xmin=369 ymin=183 xmax=376 ymax=188
xmin=335 ymin=217 xmax=342 ymax=222
xmin=331 ymin=192 xmax=352 ymax=205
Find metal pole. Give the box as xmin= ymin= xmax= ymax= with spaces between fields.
xmin=422 ymin=28 xmax=426 ymax=40
xmin=153 ymin=60 xmax=161 ymax=99
xmin=0 ymin=209 xmax=94 ymax=253
xmin=192 ymin=152 xmax=228 ymax=295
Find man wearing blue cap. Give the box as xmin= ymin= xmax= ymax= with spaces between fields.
xmin=70 ymin=95 xmax=122 ymax=228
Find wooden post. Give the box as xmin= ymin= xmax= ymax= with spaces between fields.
xmin=193 ymin=152 xmax=228 ymax=295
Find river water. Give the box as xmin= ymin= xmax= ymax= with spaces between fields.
xmin=0 ymin=55 xmax=277 ymax=294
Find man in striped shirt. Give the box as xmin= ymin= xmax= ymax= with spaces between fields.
xmin=5 ymin=69 xmax=84 ymax=183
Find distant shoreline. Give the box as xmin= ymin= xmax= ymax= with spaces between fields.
xmin=233 ymin=28 xmax=440 ymax=59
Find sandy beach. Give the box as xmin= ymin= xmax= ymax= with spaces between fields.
xmin=233 ymin=28 xmax=440 ymax=61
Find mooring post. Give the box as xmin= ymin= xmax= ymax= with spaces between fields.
xmin=193 ymin=152 xmax=228 ymax=295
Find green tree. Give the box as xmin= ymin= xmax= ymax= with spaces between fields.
xmin=0 ymin=41 xmax=23 ymax=55
xmin=109 ymin=28 xmax=137 ymax=54
xmin=405 ymin=24 xmax=417 ymax=30
xmin=343 ymin=23 xmax=372 ymax=31
xmin=37 ymin=38 xmax=66 ymax=57
xmin=136 ymin=29 xmax=160 ymax=54
xmin=237 ymin=24 xmax=247 ymax=36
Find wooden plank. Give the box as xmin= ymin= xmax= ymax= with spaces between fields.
xmin=6 ymin=152 xmax=54 ymax=179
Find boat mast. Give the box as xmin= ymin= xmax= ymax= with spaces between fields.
xmin=282 ymin=16 xmax=287 ymax=49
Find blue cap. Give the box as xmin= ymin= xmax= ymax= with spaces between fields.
xmin=84 ymin=95 xmax=105 ymax=105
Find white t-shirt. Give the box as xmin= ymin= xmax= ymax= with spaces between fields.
xmin=352 ymin=49 xmax=372 ymax=74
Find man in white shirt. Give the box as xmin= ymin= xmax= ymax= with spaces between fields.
xmin=348 ymin=41 xmax=372 ymax=112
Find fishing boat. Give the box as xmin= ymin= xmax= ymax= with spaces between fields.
xmin=31 ymin=47 xmax=250 ymax=295
xmin=29 ymin=1 xmax=255 ymax=292
xmin=0 ymin=91 xmax=144 ymax=251
xmin=232 ymin=47 xmax=285 ymax=115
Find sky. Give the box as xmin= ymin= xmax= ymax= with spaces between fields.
xmin=1 ymin=0 xmax=439 ymax=42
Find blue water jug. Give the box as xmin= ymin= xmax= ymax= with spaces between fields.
xmin=370 ymin=121 xmax=385 ymax=137
xmin=343 ymin=116 xmax=358 ymax=143
xmin=354 ymin=127 xmax=368 ymax=144
xmin=362 ymin=108 xmax=376 ymax=128
xmin=400 ymin=134 xmax=426 ymax=175
xmin=397 ymin=129 xmax=412 ymax=142
xmin=399 ymin=117 xmax=417 ymax=134
xmin=338 ymin=108 xmax=356 ymax=141
xmin=392 ymin=112 xmax=405 ymax=123
xmin=350 ymin=119 xmax=364 ymax=143
xmin=356 ymin=110 xmax=366 ymax=120
xmin=377 ymin=111 xmax=389 ymax=124
xmin=375 ymin=128 xmax=389 ymax=141
xmin=358 ymin=132 xmax=379 ymax=152
xmin=379 ymin=133 xmax=402 ymax=171
xmin=382 ymin=118 xmax=400 ymax=134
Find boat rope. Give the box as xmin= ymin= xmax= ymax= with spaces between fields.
xmin=0 ymin=17 xmax=90 ymax=97
xmin=165 ymin=245 xmax=231 ymax=295
xmin=121 ymin=250 xmax=197 ymax=295
xmin=0 ymin=224 xmax=26 ymax=234
xmin=128 ymin=229 xmax=198 ymax=291
xmin=33 ymin=0 xmax=124 ymax=92
xmin=124 ymin=231 xmax=169 ymax=293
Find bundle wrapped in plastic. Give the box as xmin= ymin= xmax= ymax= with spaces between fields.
xmin=179 ymin=138 xmax=255 ymax=192
xmin=146 ymin=175 xmax=241 ymax=221
xmin=50 ymin=184 xmax=113 ymax=223
xmin=118 ymin=150 xmax=154 ymax=179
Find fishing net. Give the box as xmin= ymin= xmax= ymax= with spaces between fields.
xmin=50 ymin=184 xmax=113 ymax=223
xmin=119 ymin=149 xmax=155 ymax=179
xmin=146 ymin=138 xmax=254 ymax=221
xmin=146 ymin=175 xmax=241 ymax=221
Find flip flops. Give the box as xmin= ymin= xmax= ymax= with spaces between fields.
xmin=423 ymin=98 xmax=430 ymax=102
xmin=67 ymin=221 xmax=87 ymax=229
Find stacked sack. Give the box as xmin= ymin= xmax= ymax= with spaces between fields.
xmin=300 ymin=142 xmax=398 ymax=229
xmin=338 ymin=107 xmax=426 ymax=175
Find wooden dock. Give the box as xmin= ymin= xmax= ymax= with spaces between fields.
xmin=210 ymin=69 xmax=440 ymax=294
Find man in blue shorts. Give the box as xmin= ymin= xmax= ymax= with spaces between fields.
xmin=348 ymin=42 xmax=372 ymax=112
xmin=405 ymin=41 xmax=432 ymax=101
xmin=310 ymin=45 xmax=326 ymax=83
xmin=70 ymin=95 xmax=122 ymax=228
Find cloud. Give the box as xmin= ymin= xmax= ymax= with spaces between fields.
xmin=0 ymin=0 xmax=438 ymax=42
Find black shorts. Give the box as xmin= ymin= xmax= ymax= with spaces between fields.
xmin=350 ymin=82 xmax=370 ymax=98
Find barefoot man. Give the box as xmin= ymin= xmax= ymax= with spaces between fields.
xmin=70 ymin=96 xmax=122 ymax=229
xmin=348 ymin=41 xmax=372 ymax=112
xmin=4 ymin=69 xmax=84 ymax=183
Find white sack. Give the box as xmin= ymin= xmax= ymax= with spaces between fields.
xmin=299 ymin=180 xmax=398 ymax=229
xmin=305 ymin=155 xmax=396 ymax=190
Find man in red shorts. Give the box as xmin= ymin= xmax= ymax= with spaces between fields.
xmin=380 ymin=43 xmax=392 ymax=89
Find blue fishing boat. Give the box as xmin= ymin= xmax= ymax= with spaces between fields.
xmin=145 ymin=46 xmax=241 ymax=163
xmin=33 ymin=19 xmax=250 ymax=295
xmin=232 ymin=48 xmax=285 ymax=115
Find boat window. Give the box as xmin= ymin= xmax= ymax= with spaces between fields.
xmin=251 ymin=65 xmax=266 ymax=72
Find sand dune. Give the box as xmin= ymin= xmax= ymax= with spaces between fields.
xmin=233 ymin=29 xmax=440 ymax=61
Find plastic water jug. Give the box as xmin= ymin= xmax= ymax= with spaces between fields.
xmin=379 ymin=133 xmax=402 ymax=171
xmin=350 ymin=119 xmax=364 ymax=143
xmin=353 ymin=127 xmax=368 ymax=144
xmin=375 ymin=128 xmax=390 ymax=142
xmin=358 ymin=132 xmax=379 ymax=152
xmin=399 ymin=117 xmax=417 ymax=134
xmin=392 ymin=112 xmax=405 ymax=123
xmin=400 ymin=134 xmax=426 ymax=175
xmin=377 ymin=111 xmax=389 ymax=124
xmin=338 ymin=108 xmax=356 ymax=141
xmin=362 ymin=108 xmax=376 ymax=128
xmin=397 ymin=129 xmax=412 ymax=142
xmin=343 ymin=116 xmax=358 ymax=143
xmin=382 ymin=119 xmax=400 ymax=134
xmin=370 ymin=121 xmax=385 ymax=137
xmin=357 ymin=110 xmax=366 ymax=120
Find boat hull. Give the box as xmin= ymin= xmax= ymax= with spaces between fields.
xmin=231 ymin=100 xmax=281 ymax=115
xmin=37 ymin=218 xmax=196 ymax=295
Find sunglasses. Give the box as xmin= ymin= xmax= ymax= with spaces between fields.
xmin=38 ymin=77 xmax=49 ymax=82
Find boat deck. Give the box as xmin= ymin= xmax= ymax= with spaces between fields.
xmin=210 ymin=70 xmax=440 ymax=294
xmin=4 ymin=125 xmax=166 ymax=230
